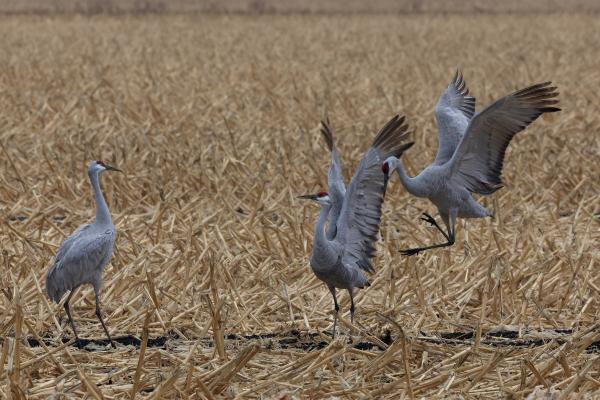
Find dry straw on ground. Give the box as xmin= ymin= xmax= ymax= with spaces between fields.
xmin=0 ymin=12 xmax=598 ymax=399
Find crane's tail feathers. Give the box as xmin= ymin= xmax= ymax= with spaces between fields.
xmin=464 ymin=179 xmax=503 ymax=196
xmin=45 ymin=268 xmax=66 ymax=303
xmin=320 ymin=118 xmax=334 ymax=151
xmin=46 ymin=283 xmax=63 ymax=303
xmin=357 ymin=280 xmax=371 ymax=289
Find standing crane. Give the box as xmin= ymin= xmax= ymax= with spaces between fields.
xmin=382 ymin=73 xmax=560 ymax=255
xmin=46 ymin=160 xmax=122 ymax=348
xmin=299 ymin=116 xmax=413 ymax=336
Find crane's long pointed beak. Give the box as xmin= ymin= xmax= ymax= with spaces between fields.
xmin=297 ymin=194 xmax=317 ymax=201
xmin=105 ymin=164 xmax=123 ymax=173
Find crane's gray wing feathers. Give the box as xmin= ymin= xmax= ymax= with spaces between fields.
xmin=50 ymin=224 xmax=91 ymax=271
xmin=434 ymin=71 xmax=476 ymax=165
xmin=46 ymin=226 xmax=115 ymax=302
xmin=449 ymin=82 xmax=560 ymax=195
xmin=321 ymin=120 xmax=346 ymax=240
xmin=336 ymin=115 xmax=412 ymax=273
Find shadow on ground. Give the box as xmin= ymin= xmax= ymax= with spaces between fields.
xmin=17 ymin=327 xmax=600 ymax=353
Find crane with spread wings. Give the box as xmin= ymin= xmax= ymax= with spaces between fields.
xmin=383 ymin=72 xmax=560 ymax=255
xmin=298 ymin=116 xmax=413 ymax=336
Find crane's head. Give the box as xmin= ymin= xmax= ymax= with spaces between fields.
xmin=382 ymin=156 xmax=400 ymax=177
xmin=88 ymin=160 xmax=123 ymax=174
xmin=381 ymin=156 xmax=399 ymax=192
xmin=297 ymin=191 xmax=331 ymax=206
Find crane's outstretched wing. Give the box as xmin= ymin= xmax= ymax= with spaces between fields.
xmin=46 ymin=225 xmax=115 ymax=302
xmin=336 ymin=115 xmax=413 ymax=273
xmin=449 ymin=82 xmax=560 ymax=195
xmin=320 ymin=119 xmax=346 ymax=240
xmin=433 ymin=71 xmax=476 ymax=165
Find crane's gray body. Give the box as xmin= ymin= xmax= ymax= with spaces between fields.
xmin=45 ymin=160 xmax=119 ymax=347
xmin=46 ymin=223 xmax=115 ymax=303
xmin=310 ymin=234 xmax=361 ymax=290
xmin=405 ymin=164 xmax=490 ymax=221
xmin=309 ymin=203 xmax=369 ymax=291
xmin=302 ymin=116 xmax=413 ymax=333
xmin=385 ymin=73 xmax=560 ymax=254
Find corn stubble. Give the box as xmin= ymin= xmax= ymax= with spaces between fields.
xmin=0 ymin=13 xmax=598 ymax=399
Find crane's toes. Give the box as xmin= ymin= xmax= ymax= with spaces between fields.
xmin=420 ymin=213 xmax=437 ymax=226
xmin=400 ymin=248 xmax=421 ymax=256
xmin=74 ymin=338 xmax=86 ymax=349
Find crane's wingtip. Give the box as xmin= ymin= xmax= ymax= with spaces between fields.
xmin=320 ymin=119 xmax=334 ymax=151
xmin=544 ymin=107 xmax=561 ymax=113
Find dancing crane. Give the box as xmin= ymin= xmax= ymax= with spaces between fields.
xmin=383 ymin=73 xmax=560 ymax=255
xmin=299 ymin=116 xmax=413 ymax=336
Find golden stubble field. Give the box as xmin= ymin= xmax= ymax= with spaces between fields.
xmin=0 ymin=13 xmax=599 ymax=399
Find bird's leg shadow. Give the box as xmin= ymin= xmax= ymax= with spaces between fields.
xmin=94 ymin=289 xmax=116 ymax=349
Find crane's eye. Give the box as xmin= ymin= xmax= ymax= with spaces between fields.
xmin=96 ymin=160 xmax=105 ymax=166
xmin=382 ymin=162 xmax=389 ymax=174
xmin=317 ymin=191 xmax=328 ymax=198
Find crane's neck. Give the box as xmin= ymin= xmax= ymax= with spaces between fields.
xmin=314 ymin=203 xmax=332 ymax=245
xmin=311 ymin=203 xmax=339 ymax=271
xmin=89 ymin=171 xmax=112 ymax=226
xmin=325 ymin=206 xmax=339 ymax=240
xmin=394 ymin=160 xmax=428 ymax=198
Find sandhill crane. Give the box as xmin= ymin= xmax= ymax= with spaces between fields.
xmin=46 ymin=160 xmax=122 ymax=348
xmin=382 ymin=73 xmax=560 ymax=255
xmin=299 ymin=116 xmax=413 ymax=336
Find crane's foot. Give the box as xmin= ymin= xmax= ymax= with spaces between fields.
xmin=400 ymin=248 xmax=423 ymax=256
xmin=74 ymin=338 xmax=86 ymax=349
xmin=420 ymin=212 xmax=437 ymax=226
xmin=400 ymin=239 xmax=455 ymax=256
xmin=419 ymin=213 xmax=450 ymax=240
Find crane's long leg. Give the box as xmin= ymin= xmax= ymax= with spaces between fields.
xmin=348 ymin=288 xmax=356 ymax=325
xmin=420 ymin=213 xmax=449 ymax=241
xmin=64 ymin=290 xmax=83 ymax=348
xmin=328 ymin=285 xmax=340 ymax=338
xmin=94 ymin=288 xmax=116 ymax=349
xmin=400 ymin=209 xmax=457 ymax=256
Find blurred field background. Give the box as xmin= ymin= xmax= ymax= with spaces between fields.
xmin=0 ymin=0 xmax=599 ymax=398
xmin=2 ymin=0 xmax=600 ymax=14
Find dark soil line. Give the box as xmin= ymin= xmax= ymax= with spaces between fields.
xmin=15 ymin=328 xmax=599 ymax=353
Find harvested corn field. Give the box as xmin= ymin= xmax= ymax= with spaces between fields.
xmin=0 ymin=9 xmax=599 ymax=399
